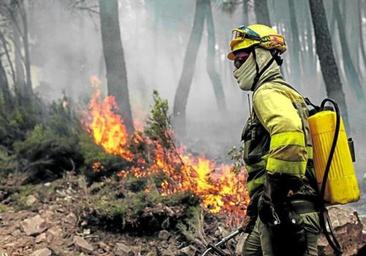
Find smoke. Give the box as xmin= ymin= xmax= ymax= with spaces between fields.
xmin=29 ymin=0 xmax=102 ymax=102
xmin=27 ymin=0 xmax=366 ymax=192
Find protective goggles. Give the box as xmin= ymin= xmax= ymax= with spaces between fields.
xmin=231 ymin=26 xmax=261 ymax=42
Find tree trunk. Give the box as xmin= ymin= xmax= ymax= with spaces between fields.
xmin=288 ymin=0 xmax=301 ymax=81
xmin=205 ymin=0 xmax=227 ymax=113
xmin=334 ymin=0 xmax=365 ymax=102
xmin=99 ymin=0 xmax=134 ymax=133
xmin=19 ymin=0 xmax=32 ymax=96
xmin=173 ymin=0 xmax=206 ymax=135
xmin=242 ymin=0 xmax=249 ymax=24
xmin=327 ymin=1 xmax=336 ymax=41
xmin=304 ymin=0 xmax=316 ymax=73
xmin=308 ymin=0 xmax=349 ymax=129
xmin=358 ymin=0 xmax=366 ymax=72
xmin=298 ymin=0 xmax=313 ymax=83
xmin=0 ymin=31 xmax=16 ymax=86
xmin=11 ymin=0 xmax=26 ymax=100
xmin=254 ymin=0 xmax=271 ymax=26
xmin=0 ymin=57 xmax=12 ymax=109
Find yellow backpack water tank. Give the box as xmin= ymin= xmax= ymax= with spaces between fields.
xmin=308 ymin=110 xmax=360 ymax=205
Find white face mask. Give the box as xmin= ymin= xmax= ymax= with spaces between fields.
xmin=233 ymin=48 xmax=281 ymax=91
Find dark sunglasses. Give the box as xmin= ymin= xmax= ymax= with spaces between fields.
xmin=234 ymin=50 xmax=251 ymax=69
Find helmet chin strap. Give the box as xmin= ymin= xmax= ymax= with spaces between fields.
xmin=250 ymin=48 xmax=283 ymax=91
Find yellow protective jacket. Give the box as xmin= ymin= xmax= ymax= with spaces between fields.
xmin=243 ymin=81 xmax=313 ymax=196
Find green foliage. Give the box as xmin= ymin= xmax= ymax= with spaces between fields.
xmin=0 ymin=146 xmax=15 ymax=172
xmin=85 ymin=175 xmax=200 ymax=233
xmin=0 ymin=93 xmax=74 ymax=151
xmin=227 ymin=144 xmax=246 ymax=174
xmin=9 ymin=185 xmax=35 ymax=210
xmin=0 ymin=203 xmax=9 ymax=213
xmin=12 ymin=123 xmax=83 ymax=183
xmin=144 ymin=90 xmax=173 ymax=148
xmin=1 ymin=97 xmax=86 ymax=183
xmin=176 ymin=205 xmax=204 ymax=242
xmin=79 ymin=133 xmax=117 ymax=167
xmin=124 ymin=176 xmax=148 ymax=192
xmin=47 ymin=97 xmax=81 ymax=137
xmin=0 ymin=98 xmax=43 ymax=149
xmin=78 ymin=133 xmax=128 ymax=183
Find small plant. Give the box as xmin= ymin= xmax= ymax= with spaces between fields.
xmin=176 ymin=206 xmax=207 ymax=245
xmin=227 ymin=144 xmax=246 ymax=174
xmin=144 ymin=90 xmax=174 ymax=149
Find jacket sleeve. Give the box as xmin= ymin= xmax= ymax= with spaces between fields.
xmin=253 ymin=86 xmax=307 ymax=177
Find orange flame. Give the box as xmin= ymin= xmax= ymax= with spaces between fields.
xmin=83 ymin=76 xmax=133 ymax=160
xmin=83 ymin=78 xmax=249 ymax=224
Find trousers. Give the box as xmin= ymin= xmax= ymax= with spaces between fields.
xmin=242 ymin=212 xmax=321 ymax=256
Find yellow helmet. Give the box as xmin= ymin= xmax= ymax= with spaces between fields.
xmin=227 ymin=24 xmax=286 ymax=60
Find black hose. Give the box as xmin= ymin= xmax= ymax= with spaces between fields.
xmin=319 ymin=98 xmax=342 ymax=255
xmin=319 ymin=98 xmax=340 ymax=197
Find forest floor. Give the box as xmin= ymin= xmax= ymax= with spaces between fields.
xmin=0 ymin=171 xmax=244 ymax=256
xmin=0 ymin=171 xmax=366 ymax=256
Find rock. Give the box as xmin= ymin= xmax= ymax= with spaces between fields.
xmin=20 ymin=215 xmax=48 ymax=236
xmin=26 ymin=195 xmax=38 ymax=206
xmin=82 ymin=228 xmax=91 ymax=235
xmin=64 ymin=212 xmax=77 ymax=226
xmin=158 ymin=230 xmax=171 ymax=240
xmin=160 ymin=240 xmax=169 ymax=249
xmin=98 ymin=241 xmax=110 ymax=251
xmin=73 ymin=236 xmax=93 ymax=253
xmin=35 ymin=233 xmax=47 ymax=243
xmin=148 ymin=241 xmax=156 ymax=247
xmin=46 ymin=226 xmax=63 ymax=244
xmin=31 ymin=248 xmax=52 ymax=256
xmin=145 ymin=247 xmax=160 ymax=256
xmin=318 ymin=207 xmax=366 ymax=255
xmin=114 ymin=242 xmax=133 ymax=256
xmin=161 ymin=249 xmax=175 ymax=256
xmin=178 ymin=245 xmax=197 ymax=256
xmin=41 ymin=210 xmax=55 ymax=223
xmin=10 ymin=229 xmax=21 ymax=236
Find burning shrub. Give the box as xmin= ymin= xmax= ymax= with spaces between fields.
xmin=82 ymin=87 xmax=249 ymax=226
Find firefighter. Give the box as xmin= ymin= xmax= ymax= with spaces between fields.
xmin=228 ymin=24 xmax=321 ymax=256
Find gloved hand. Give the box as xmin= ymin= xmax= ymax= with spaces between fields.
xmin=258 ymin=173 xmax=306 ymax=256
xmin=258 ymin=173 xmax=302 ymax=225
xmin=264 ymin=172 xmax=302 ymax=206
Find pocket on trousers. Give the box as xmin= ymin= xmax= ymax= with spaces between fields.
xmin=300 ymin=212 xmax=321 ymax=234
